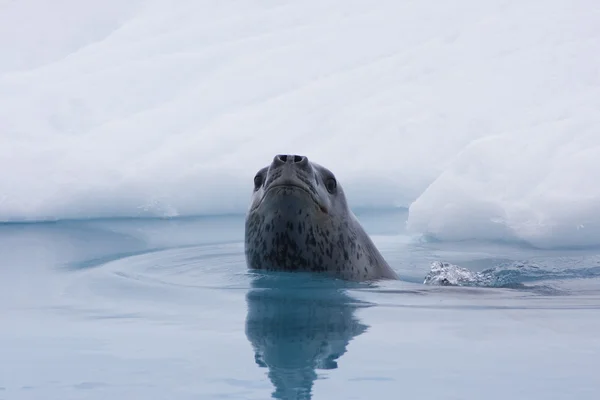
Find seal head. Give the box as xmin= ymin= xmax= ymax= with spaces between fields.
xmin=244 ymin=154 xmax=398 ymax=281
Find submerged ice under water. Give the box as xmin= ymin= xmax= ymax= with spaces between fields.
xmin=1 ymin=209 xmax=599 ymax=399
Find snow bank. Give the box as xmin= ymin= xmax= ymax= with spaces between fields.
xmin=1 ymin=0 xmax=599 ymax=247
xmin=407 ymin=117 xmax=600 ymax=249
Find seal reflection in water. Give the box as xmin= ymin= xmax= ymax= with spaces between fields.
xmin=244 ymin=154 xmax=398 ymax=281
xmin=245 ymin=273 xmax=371 ymax=399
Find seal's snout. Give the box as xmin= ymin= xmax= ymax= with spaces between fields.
xmin=272 ymin=154 xmax=309 ymax=169
xmin=267 ymin=154 xmax=314 ymax=189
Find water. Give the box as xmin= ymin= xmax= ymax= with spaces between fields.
xmin=1 ymin=209 xmax=599 ymax=399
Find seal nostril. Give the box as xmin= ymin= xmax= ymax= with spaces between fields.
xmin=273 ymin=154 xmax=308 ymax=167
xmin=273 ymin=154 xmax=287 ymax=166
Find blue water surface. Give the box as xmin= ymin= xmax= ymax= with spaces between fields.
xmin=1 ymin=209 xmax=599 ymax=399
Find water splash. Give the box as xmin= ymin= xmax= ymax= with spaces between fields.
xmin=424 ymin=260 xmax=600 ymax=288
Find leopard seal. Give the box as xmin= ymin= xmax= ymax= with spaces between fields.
xmin=244 ymin=154 xmax=399 ymax=281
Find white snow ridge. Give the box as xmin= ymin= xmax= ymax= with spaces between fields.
xmin=1 ymin=0 xmax=599 ymax=248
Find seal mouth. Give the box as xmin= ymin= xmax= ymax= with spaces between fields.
xmin=256 ymin=183 xmax=328 ymax=214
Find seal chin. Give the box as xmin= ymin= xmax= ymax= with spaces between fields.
xmin=257 ymin=184 xmax=328 ymax=214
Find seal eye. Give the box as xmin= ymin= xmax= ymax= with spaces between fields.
xmin=325 ymin=177 xmax=337 ymax=194
xmin=253 ymin=174 xmax=263 ymax=190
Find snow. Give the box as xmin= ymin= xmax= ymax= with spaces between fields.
xmin=407 ymin=124 xmax=600 ymax=248
xmin=1 ymin=0 xmax=600 ymax=248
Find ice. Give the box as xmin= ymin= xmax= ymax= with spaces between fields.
xmin=1 ymin=0 xmax=600 ymax=248
xmin=407 ymin=126 xmax=600 ymax=248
